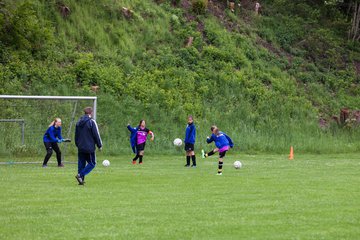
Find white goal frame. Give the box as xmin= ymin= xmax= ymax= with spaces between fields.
xmin=0 ymin=95 xmax=98 ymax=163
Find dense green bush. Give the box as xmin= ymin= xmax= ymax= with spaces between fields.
xmin=1 ymin=0 xmax=360 ymax=155
xmin=0 ymin=1 xmax=54 ymax=53
xmin=192 ymin=0 xmax=208 ymax=15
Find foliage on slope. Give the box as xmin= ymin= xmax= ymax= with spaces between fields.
xmin=1 ymin=0 xmax=360 ymax=154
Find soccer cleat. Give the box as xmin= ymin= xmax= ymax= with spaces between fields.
xmin=58 ymin=164 xmax=64 ymax=167
xmin=132 ymin=160 xmax=136 ymax=165
xmin=42 ymin=164 xmax=47 ymax=168
xmin=201 ymin=149 xmax=205 ymax=158
xmin=75 ymin=174 xmax=84 ymax=185
xmin=191 ymin=165 xmax=197 ymax=168
xmin=139 ymin=162 xmax=143 ymax=165
xmin=184 ymin=164 xmax=190 ymax=167
xmin=216 ymin=172 xmax=223 ymax=175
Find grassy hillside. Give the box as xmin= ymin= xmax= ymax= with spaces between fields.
xmin=1 ymin=0 xmax=360 ymax=156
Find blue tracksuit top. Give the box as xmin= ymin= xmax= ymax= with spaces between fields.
xmin=184 ymin=122 xmax=196 ymax=144
xmin=43 ymin=126 xmax=63 ymax=143
xmin=206 ymin=131 xmax=234 ymax=149
xmin=75 ymin=115 xmax=102 ymax=153
xmin=127 ymin=125 xmax=138 ymax=153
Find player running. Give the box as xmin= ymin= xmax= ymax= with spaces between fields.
xmin=201 ymin=125 xmax=234 ymax=175
xmin=184 ymin=115 xmax=196 ymax=167
xmin=127 ymin=120 xmax=154 ymax=164
xmin=42 ymin=118 xmax=64 ymax=167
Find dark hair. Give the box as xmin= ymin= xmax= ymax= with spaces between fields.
xmin=84 ymin=107 xmax=93 ymax=115
xmin=139 ymin=120 xmax=145 ymax=126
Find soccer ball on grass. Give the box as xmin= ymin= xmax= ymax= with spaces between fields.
xmin=102 ymin=159 xmax=110 ymax=167
xmin=233 ymin=161 xmax=242 ymax=169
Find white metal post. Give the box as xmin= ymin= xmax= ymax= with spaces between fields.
xmin=0 ymin=95 xmax=97 ymax=101
xmin=93 ymin=98 xmax=97 ymax=121
xmin=0 ymin=95 xmax=97 ymax=119
xmin=0 ymin=119 xmax=25 ymax=145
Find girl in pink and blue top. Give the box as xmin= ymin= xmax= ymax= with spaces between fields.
xmin=127 ymin=120 xmax=154 ymax=164
xmin=201 ymin=125 xmax=233 ymax=175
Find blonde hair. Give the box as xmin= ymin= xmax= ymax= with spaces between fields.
xmin=210 ymin=125 xmax=219 ymax=135
xmin=49 ymin=118 xmax=61 ymax=127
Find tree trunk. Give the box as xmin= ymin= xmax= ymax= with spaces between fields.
xmin=353 ymin=3 xmax=360 ymax=41
xmin=347 ymin=0 xmax=353 ymax=16
xmin=349 ymin=1 xmax=360 ymax=41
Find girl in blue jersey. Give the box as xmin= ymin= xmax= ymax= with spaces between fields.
xmin=42 ymin=118 xmax=64 ymax=167
xmin=202 ymin=125 xmax=233 ymax=175
xmin=184 ymin=115 xmax=196 ymax=167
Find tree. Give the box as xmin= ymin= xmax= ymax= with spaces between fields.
xmin=326 ymin=0 xmax=360 ymax=40
xmin=347 ymin=0 xmax=360 ymax=40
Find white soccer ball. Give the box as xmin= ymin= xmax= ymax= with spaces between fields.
xmin=102 ymin=159 xmax=110 ymax=167
xmin=233 ymin=160 xmax=242 ymax=169
xmin=173 ymin=138 xmax=182 ymax=146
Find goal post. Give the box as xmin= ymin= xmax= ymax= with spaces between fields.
xmin=0 ymin=119 xmax=25 ymax=145
xmin=0 ymin=95 xmax=97 ymax=162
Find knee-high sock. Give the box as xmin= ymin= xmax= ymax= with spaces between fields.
xmin=139 ymin=155 xmax=143 ymax=163
xmin=133 ymin=154 xmax=139 ymax=161
xmin=191 ymin=155 xmax=196 ymax=166
xmin=206 ymin=150 xmax=215 ymax=157
xmin=186 ymin=156 xmax=190 ymax=166
xmin=218 ymin=161 xmax=223 ymax=173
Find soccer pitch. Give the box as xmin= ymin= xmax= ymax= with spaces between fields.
xmin=0 ymin=154 xmax=359 ymax=239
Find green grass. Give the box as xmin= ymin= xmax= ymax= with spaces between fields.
xmin=0 ymin=153 xmax=359 ymax=239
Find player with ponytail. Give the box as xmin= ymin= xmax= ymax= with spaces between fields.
xmin=42 ymin=118 xmax=65 ymax=167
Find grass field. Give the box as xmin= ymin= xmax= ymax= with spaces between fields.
xmin=0 ymin=153 xmax=359 ymax=239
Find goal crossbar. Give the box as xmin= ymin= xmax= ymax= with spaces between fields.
xmin=0 ymin=95 xmax=98 ymax=120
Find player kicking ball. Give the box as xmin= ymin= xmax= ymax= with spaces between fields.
xmin=201 ymin=125 xmax=233 ymax=175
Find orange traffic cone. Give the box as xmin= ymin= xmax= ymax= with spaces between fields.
xmin=288 ymin=146 xmax=294 ymax=160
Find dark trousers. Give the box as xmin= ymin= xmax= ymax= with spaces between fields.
xmin=43 ymin=142 xmax=61 ymax=165
xmin=78 ymin=152 xmax=96 ymax=179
